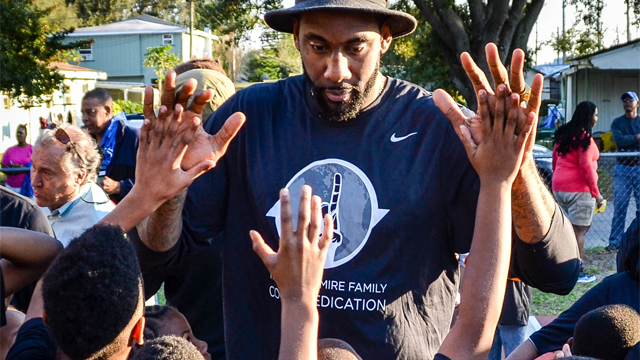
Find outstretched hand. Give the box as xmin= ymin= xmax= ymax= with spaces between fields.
xmin=250 ymin=186 xmax=333 ymax=307
xmin=143 ymin=69 xmax=246 ymax=171
xmin=135 ymin=104 xmax=214 ymax=204
xmin=437 ymin=85 xmax=534 ymax=185
xmin=434 ymin=43 xmax=543 ymax=164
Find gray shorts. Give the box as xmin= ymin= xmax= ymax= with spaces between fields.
xmin=553 ymin=191 xmax=596 ymax=226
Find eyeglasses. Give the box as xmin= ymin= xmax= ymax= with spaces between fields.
xmin=46 ymin=123 xmax=86 ymax=165
xmin=622 ymin=98 xmax=635 ymax=103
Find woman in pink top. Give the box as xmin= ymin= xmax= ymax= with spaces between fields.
xmin=1 ymin=124 xmax=32 ymax=194
xmin=552 ymin=101 xmax=604 ymax=283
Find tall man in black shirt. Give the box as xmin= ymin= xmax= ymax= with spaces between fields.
xmin=124 ymin=1 xmax=580 ymax=358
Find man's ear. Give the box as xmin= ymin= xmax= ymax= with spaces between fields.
xmin=42 ymin=310 xmax=48 ymax=325
xmin=380 ymin=20 xmax=393 ymax=55
xmin=104 ymin=104 xmax=113 ymax=118
xmin=132 ymin=316 xmax=145 ymax=346
xmin=293 ymin=19 xmax=300 ymax=51
xmin=75 ymin=168 xmax=87 ymax=186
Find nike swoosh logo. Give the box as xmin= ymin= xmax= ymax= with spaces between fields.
xmin=390 ymin=132 xmax=417 ymax=142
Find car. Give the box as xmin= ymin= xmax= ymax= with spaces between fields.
xmin=124 ymin=113 xmax=144 ymax=130
xmin=533 ymin=144 xmax=553 ymax=191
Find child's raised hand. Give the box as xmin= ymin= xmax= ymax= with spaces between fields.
xmin=250 ymin=185 xmax=333 ymax=308
xmin=457 ymin=85 xmax=535 ymax=185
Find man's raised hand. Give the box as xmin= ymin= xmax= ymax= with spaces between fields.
xmin=142 ymin=69 xmax=246 ymax=171
xmin=250 ymin=186 xmax=333 ymax=307
xmin=441 ymin=85 xmax=534 ymax=185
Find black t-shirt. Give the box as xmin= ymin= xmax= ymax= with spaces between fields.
xmin=1 ymin=187 xmax=54 ymax=312
xmin=529 ymin=271 xmax=640 ymax=354
xmin=6 ymin=318 xmax=57 ymax=360
xmin=130 ymin=75 xmax=578 ymax=360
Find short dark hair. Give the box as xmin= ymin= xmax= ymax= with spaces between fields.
xmin=82 ymin=87 xmax=112 ymax=104
xmin=318 ymin=338 xmax=362 ymax=360
xmin=573 ymin=304 xmax=640 ymax=360
xmin=132 ymin=336 xmax=204 ymax=360
xmin=42 ymin=223 xmax=142 ymax=360
xmin=143 ymin=305 xmax=177 ymax=340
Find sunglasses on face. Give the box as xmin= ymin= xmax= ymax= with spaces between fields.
xmin=622 ymin=98 xmax=635 ymax=102
xmin=46 ymin=123 xmax=86 ymax=165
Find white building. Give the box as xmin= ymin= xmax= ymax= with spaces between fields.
xmin=0 ymin=63 xmax=106 ymax=152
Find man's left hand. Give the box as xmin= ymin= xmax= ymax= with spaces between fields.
xmin=101 ymin=176 xmax=121 ymax=195
xmin=434 ymin=43 xmax=544 ymax=169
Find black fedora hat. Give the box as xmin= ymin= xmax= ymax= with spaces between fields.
xmin=264 ymin=0 xmax=417 ymax=38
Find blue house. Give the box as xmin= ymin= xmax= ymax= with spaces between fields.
xmin=65 ymin=15 xmax=218 ymax=101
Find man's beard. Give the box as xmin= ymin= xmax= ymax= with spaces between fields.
xmin=305 ymin=62 xmax=380 ymax=122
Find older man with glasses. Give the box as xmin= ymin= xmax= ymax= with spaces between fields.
xmin=608 ymin=91 xmax=640 ymax=252
xmin=30 ymin=124 xmax=115 ymax=246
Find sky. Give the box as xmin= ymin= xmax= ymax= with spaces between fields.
xmin=270 ymin=0 xmax=639 ymax=65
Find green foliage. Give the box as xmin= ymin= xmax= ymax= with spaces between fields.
xmin=113 ymin=99 xmax=143 ymax=114
xmin=0 ymin=0 xmax=90 ymax=107
xmin=142 ymin=45 xmax=181 ymax=89
xmin=242 ymin=32 xmax=301 ymax=82
xmin=196 ymin=0 xmax=282 ymax=45
xmin=383 ymin=1 xmax=465 ymax=104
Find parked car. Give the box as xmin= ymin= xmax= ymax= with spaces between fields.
xmin=533 ymin=144 xmax=553 ymax=191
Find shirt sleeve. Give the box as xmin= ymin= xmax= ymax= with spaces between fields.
xmin=611 ymin=118 xmax=639 ymax=148
xmin=528 ymin=275 xmax=612 ymax=354
xmin=6 ymin=318 xmax=57 ymax=360
xmin=509 ymin=203 xmax=580 ymax=295
xmin=578 ymin=140 xmax=600 ymax=198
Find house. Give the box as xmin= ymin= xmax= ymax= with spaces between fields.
xmin=64 ymin=15 xmax=218 ymax=101
xmin=525 ymin=64 xmax=570 ymax=101
xmin=0 ymin=63 xmax=106 ymax=152
xmin=560 ymin=39 xmax=640 ymax=133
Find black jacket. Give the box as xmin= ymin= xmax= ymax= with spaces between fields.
xmin=103 ymin=119 xmax=139 ymax=204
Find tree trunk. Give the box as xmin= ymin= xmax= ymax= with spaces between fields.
xmin=411 ymin=0 xmax=545 ymax=110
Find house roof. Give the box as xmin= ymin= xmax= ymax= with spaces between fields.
xmin=67 ymin=15 xmax=218 ymax=39
xmin=49 ymin=62 xmax=107 ymax=80
xmin=569 ymin=38 xmax=640 ymax=61
xmin=68 ymin=15 xmax=186 ymax=36
xmin=532 ymin=64 xmax=570 ymax=79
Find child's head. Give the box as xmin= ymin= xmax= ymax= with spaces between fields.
xmin=572 ymin=304 xmax=640 ymax=360
xmin=42 ymin=224 xmax=144 ymax=360
xmin=143 ymin=305 xmax=210 ymax=360
xmin=132 ymin=335 xmax=204 ymax=360
xmin=317 ymin=338 xmax=362 ymax=360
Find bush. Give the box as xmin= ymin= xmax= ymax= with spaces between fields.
xmin=113 ymin=99 xmax=143 ymax=114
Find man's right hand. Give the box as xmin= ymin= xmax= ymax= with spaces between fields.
xmin=143 ymin=70 xmax=245 ymax=172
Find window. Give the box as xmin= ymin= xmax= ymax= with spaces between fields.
xmin=79 ymin=47 xmax=93 ymax=61
xmin=64 ymin=85 xmax=72 ymax=105
xmin=82 ymin=84 xmax=89 ymax=93
xmin=163 ymin=34 xmax=173 ymax=45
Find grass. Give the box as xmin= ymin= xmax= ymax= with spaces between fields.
xmin=530 ymin=247 xmax=616 ymax=316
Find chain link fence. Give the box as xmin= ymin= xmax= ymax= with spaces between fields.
xmin=534 ymin=151 xmax=640 ymax=249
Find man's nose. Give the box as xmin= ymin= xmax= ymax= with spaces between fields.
xmin=324 ymin=51 xmax=351 ymax=83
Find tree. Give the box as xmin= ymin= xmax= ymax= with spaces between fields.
xmin=409 ymin=0 xmax=544 ymax=109
xmin=196 ymin=0 xmax=282 ymax=79
xmin=242 ymin=32 xmax=301 ymax=82
xmin=0 ymin=0 xmax=89 ymax=107
xmin=383 ymin=2 xmax=464 ymax=103
xmin=142 ymin=45 xmax=181 ymax=91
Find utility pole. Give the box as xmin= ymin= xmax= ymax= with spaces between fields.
xmin=627 ymin=0 xmax=632 ymax=43
xmin=189 ymin=0 xmax=194 ymax=58
xmin=562 ymin=0 xmax=566 ymax=63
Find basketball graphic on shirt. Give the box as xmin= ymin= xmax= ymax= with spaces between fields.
xmin=267 ymin=159 xmax=389 ymax=268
